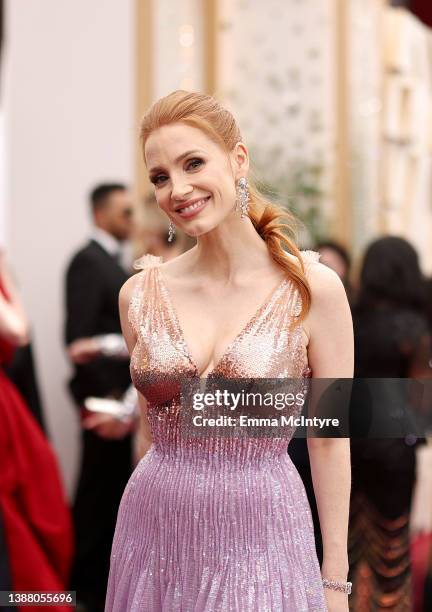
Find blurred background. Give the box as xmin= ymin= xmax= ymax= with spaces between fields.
xmin=1 ymin=1 xmax=432 ymax=610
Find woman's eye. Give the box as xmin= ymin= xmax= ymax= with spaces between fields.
xmin=186 ymin=158 xmax=204 ymax=171
xmin=150 ymin=174 xmax=168 ymax=185
xmin=149 ymin=159 xmax=203 ymax=184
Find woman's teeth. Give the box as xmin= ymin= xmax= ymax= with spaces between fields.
xmin=178 ymin=198 xmax=208 ymax=213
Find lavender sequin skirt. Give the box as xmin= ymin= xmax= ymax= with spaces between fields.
xmin=105 ymin=443 xmax=326 ymax=611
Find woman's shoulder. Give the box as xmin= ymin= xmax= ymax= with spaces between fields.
xmin=119 ymin=273 xmax=141 ymax=306
xmin=287 ymin=249 xmax=343 ymax=298
xmin=296 ymin=250 xmax=342 ymax=290
xmin=299 ymin=251 xmax=353 ymax=376
xmin=119 ymin=255 xmax=163 ymax=309
xmin=151 ymin=247 xmax=197 ymax=279
xmin=299 ymin=251 xmax=350 ymax=333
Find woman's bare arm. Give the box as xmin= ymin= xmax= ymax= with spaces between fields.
xmin=0 ymin=252 xmax=29 ymax=346
xmin=303 ymin=262 xmax=353 ymax=605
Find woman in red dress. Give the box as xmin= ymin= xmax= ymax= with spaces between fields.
xmin=0 ymin=251 xmax=73 ymax=611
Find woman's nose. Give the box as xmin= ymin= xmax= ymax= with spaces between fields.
xmin=171 ymin=176 xmax=193 ymax=200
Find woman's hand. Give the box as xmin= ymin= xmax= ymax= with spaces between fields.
xmin=324 ymin=589 xmax=349 ymax=611
xmin=68 ymin=337 xmax=101 ymax=364
xmin=82 ymin=412 xmax=136 ymax=439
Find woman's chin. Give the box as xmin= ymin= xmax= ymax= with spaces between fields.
xmin=180 ymin=213 xmax=234 ymax=238
xmin=181 ymin=221 xmax=213 ymax=238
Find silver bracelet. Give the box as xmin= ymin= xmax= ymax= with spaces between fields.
xmin=322 ymin=578 xmax=352 ymax=595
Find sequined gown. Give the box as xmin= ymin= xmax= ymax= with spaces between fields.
xmin=105 ymin=252 xmax=326 ymax=611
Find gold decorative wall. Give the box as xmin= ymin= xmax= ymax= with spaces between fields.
xmin=135 ymin=1 xmax=432 ymax=268
xmin=381 ymin=6 xmax=432 ymax=269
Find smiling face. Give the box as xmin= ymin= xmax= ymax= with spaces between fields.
xmin=144 ymin=122 xmax=248 ymax=237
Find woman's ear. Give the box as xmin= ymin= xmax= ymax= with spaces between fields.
xmin=231 ymin=142 xmax=249 ymax=178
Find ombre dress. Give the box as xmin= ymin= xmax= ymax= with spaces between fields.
xmin=105 ymin=251 xmax=327 ymax=612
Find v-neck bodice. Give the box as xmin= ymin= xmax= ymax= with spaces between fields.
xmin=128 ymin=252 xmax=318 ymax=453
xmin=129 ymin=255 xmax=314 ymax=385
xmin=155 ymin=266 xmax=293 ymax=378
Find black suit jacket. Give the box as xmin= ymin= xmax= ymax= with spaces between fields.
xmin=65 ymin=240 xmax=131 ymax=405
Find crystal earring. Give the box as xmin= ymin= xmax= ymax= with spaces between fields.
xmin=168 ymin=220 xmax=176 ymax=243
xmin=236 ymin=177 xmax=249 ymax=219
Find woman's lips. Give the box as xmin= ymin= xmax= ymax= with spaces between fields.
xmin=175 ymin=196 xmax=210 ymax=219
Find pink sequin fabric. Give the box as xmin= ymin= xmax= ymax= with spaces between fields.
xmin=105 ymin=251 xmax=327 ymax=611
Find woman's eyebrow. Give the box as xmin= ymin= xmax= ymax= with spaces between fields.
xmin=148 ymin=150 xmax=205 ymax=174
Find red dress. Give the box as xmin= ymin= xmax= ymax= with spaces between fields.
xmin=0 ymin=281 xmax=73 ymax=612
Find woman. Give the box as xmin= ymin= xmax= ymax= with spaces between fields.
xmin=105 ymin=91 xmax=353 ymax=611
xmin=0 ymin=251 xmax=73 ymax=611
xmin=349 ymin=237 xmax=431 ymax=610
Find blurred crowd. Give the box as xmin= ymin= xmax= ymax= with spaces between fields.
xmin=1 ymin=183 xmax=432 ymax=611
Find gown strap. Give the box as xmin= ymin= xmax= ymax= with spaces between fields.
xmin=133 ymin=254 xmax=164 ymax=271
xmin=128 ymin=255 xmax=164 ymax=334
xmin=299 ymin=249 xmax=321 ymax=265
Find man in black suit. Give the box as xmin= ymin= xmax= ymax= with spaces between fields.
xmin=65 ymin=183 xmax=135 ymax=612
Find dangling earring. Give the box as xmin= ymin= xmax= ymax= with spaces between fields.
xmin=168 ymin=220 xmax=176 ymax=243
xmin=236 ymin=177 xmax=249 ymax=219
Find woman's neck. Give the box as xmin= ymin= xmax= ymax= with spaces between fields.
xmin=189 ymin=219 xmax=273 ymax=282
